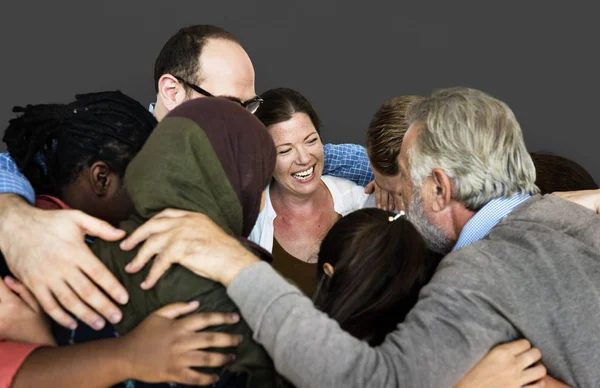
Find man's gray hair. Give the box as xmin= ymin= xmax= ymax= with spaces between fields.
xmin=406 ymin=87 xmax=539 ymax=211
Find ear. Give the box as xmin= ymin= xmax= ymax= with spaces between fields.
xmin=323 ymin=262 xmax=335 ymax=278
xmin=89 ymin=161 xmax=112 ymax=196
xmin=430 ymin=168 xmax=453 ymax=212
xmin=157 ymin=74 xmax=187 ymax=111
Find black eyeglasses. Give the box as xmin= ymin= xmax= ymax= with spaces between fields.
xmin=175 ymin=76 xmax=263 ymax=114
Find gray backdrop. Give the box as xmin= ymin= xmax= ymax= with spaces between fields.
xmin=1 ymin=1 xmax=598 ymax=181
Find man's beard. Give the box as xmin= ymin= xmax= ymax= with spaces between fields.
xmin=406 ymin=188 xmax=453 ymax=255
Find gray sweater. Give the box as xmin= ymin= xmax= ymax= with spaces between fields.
xmin=228 ymin=195 xmax=600 ymax=387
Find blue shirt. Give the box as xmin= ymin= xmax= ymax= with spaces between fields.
xmin=452 ymin=194 xmax=532 ymax=251
xmin=0 ymin=104 xmax=373 ymax=199
xmin=0 ymin=152 xmax=35 ymax=203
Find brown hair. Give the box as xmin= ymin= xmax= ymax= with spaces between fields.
xmin=531 ymin=152 xmax=598 ymax=194
xmin=255 ymin=87 xmax=321 ymax=133
xmin=316 ymin=208 xmax=442 ymax=345
xmin=366 ymin=95 xmax=424 ymax=175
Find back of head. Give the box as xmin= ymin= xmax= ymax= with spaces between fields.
xmin=255 ymin=87 xmax=321 ymax=132
xmin=317 ymin=208 xmax=441 ymax=345
xmin=125 ymin=98 xmax=276 ymax=237
xmin=154 ymin=24 xmax=240 ymax=93
xmin=407 ymin=87 xmax=539 ymax=211
xmin=3 ymin=91 xmax=157 ymax=196
xmin=530 ymin=152 xmax=598 ymax=194
xmin=367 ymin=95 xmax=425 ymax=175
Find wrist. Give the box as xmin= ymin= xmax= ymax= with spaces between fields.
xmin=222 ymin=250 xmax=260 ymax=287
xmin=113 ymin=336 xmax=137 ymax=381
xmin=0 ymin=194 xmax=34 ymax=250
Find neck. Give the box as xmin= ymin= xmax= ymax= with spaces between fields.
xmin=449 ymin=202 xmax=476 ymax=242
xmin=270 ymin=180 xmax=328 ymax=214
xmin=153 ymin=98 xmax=168 ymax=122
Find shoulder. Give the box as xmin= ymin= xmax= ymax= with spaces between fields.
xmin=322 ymin=175 xmax=372 ymax=214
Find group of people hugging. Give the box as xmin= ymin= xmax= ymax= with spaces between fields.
xmin=0 ymin=24 xmax=599 ymax=388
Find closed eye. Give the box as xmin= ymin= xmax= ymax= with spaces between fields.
xmin=278 ymin=149 xmax=292 ymax=155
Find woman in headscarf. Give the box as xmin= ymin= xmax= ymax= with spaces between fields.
xmin=92 ymin=97 xmax=280 ymax=387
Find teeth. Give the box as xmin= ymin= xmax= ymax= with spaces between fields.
xmin=293 ymin=166 xmax=314 ymax=179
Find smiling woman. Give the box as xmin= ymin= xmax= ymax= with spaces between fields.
xmin=250 ymin=88 xmax=375 ymax=296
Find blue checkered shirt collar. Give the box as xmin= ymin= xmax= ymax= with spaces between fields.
xmin=452 ymin=194 xmax=531 ymax=252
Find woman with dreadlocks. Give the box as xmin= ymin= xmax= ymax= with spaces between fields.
xmin=0 ymin=91 xmax=242 ymax=388
xmin=3 ymin=90 xmax=156 ymax=226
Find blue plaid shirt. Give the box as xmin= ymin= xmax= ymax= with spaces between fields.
xmin=452 ymin=194 xmax=531 ymax=251
xmin=0 ymin=152 xmax=35 ymax=203
xmin=0 ymin=105 xmax=374 ymax=198
xmin=322 ymin=143 xmax=374 ymax=187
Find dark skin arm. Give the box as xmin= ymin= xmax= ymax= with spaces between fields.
xmin=12 ymin=301 xmax=241 ymax=388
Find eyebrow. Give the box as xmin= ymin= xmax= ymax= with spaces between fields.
xmin=276 ymin=132 xmax=318 ymax=147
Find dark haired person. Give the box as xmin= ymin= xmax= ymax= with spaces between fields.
xmin=0 ymin=92 xmax=240 ymax=387
xmin=0 ymin=275 xmax=241 ymax=388
xmin=530 ymin=151 xmax=598 ymax=194
xmin=3 ymin=91 xmax=156 ymax=226
xmin=314 ymin=208 xmax=568 ymax=387
xmin=122 ymin=88 xmax=600 ymax=388
xmin=249 ymin=87 xmax=375 ymax=296
xmin=366 ymin=95 xmax=425 ymax=209
xmin=0 ymin=24 xmax=379 ymax=332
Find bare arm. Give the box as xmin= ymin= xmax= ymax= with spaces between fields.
xmin=542 ymin=376 xmax=573 ymax=388
xmin=12 ymin=302 xmax=241 ymax=388
xmin=552 ymin=189 xmax=600 ymax=213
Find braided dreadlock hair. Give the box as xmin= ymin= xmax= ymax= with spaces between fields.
xmin=3 ymin=91 xmax=157 ymax=196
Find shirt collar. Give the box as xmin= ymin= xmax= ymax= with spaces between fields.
xmin=452 ymin=194 xmax=531 ymax=251
xmin=148 ymin=103 xmax=156 ymax=116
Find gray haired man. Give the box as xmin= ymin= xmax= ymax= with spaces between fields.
xmin=122 ymin=87 xmax=600 ymax=387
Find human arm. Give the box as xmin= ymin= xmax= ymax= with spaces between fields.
xmin=552 ymin=189 xmax=600 ymax=213
xmin=122 ymin=211 xmax=518 ymax=387
xmin=0 ymin=193 xmax=128 ymax=330
xmin=322 ymin=143 xmax=374 ymax=187
xmin=455 ymin=339 xmax=547 ymax=388
xmin=12 ymin=301 xmax=241 ymax=388
xmin=321 ymin=144 xmax=394 ymax=209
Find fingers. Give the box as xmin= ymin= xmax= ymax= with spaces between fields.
xmin=0 ymin=277 xmax=14 ymax=300
xmin=521 ymin=363 xmax=547 ymax=387
xmin=179 ymin=312 xmax=241 ymax=332
xmin=4 ymin=276 xmax=40 ymax=313
xmin=121 ymin=217 xmax=178 ymax=251
xmin=517 ymin=347 xmax=542 ymax=371
xmin=78 ymin=248 xmax=128 ymax=307
xmin=186 ymin=350 xmax=236 ymax=368
xmin=364 ymin=181 xmax=375 ymax=194
xmin=69 ymin=267 xmax=124 ymax=325
xmin=383 ymin=192 xmax=394 ymax=211
xmin=140 ymin=239 xmax=187 ymax=289
xmin=125 ymin=231 xmax=171 ymax=274
xmin=71 ymin=210 xmax=125 ymax=241
xmin=187 ymin=331 xmax=243 ymax=350
xmin=52 ymin=279 xmax=108 ymax=330
xmin=172 ymin=368 xmax=219 ymax=387
xmin=500 ymin=338 xmax=532 ymax=356
xmin=140 ymin=254 xmax=176 ymax=290
xmin=153 ymin=301 xmax=200 ymax=320
xmin=35 ymin=286 xmax=78 ymax=330
xmin=151 ymin=208 xmax=190 ymax=220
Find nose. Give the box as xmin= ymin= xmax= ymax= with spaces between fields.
xmin=296 ymin=145 xmax=311 ymax=165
